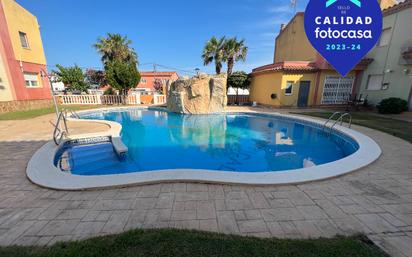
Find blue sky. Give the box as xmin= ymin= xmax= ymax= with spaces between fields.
xmin=18 ymin=0 xmax=308 ymax=75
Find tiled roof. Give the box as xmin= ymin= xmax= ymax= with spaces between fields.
xmin=252 ymin=61 xmax=318 ymax=74
xmin=140 ymin=71 xmax=178 ymax=76
xmin=382 ymin=0 xmax=412 ymax=16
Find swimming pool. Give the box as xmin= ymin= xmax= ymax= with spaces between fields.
xmin=56 ymin=109 xmax=359 ymax=175
xmin=27 ymin=107 xmax=381 ymax=189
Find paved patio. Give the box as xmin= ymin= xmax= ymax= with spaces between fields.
xmin=0 ymin=109 xmax=411 ymax=257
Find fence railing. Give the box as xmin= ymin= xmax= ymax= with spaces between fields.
xmin=58 ymin=94 xmax=166 ymax=105
xmin=227 ymin=95 xmax=249 ymax=105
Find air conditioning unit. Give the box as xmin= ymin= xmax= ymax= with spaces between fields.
xmin=399 ymin=46 xmax=412 ymax=65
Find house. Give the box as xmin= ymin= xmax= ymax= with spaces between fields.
xmin=358 ymin=0 xmax=412 ymax=109
xmin=135 ymin=71 xmax=179 ymax=94
xmin=0 ymin=0 xmax=51 ymax=113
xmin=250 ymin=1 xmax=396 ymax=108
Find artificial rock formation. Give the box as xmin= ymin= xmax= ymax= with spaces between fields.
xmin=167 ymin=73 xmax=227 ymax=114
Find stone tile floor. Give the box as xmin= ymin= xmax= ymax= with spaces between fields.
xmin=0 ymin=109 xmax=411 ymax=257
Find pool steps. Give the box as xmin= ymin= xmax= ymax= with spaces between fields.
xmin=111 ymin=137 xmax=128 ymax=158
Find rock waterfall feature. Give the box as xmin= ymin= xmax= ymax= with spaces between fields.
xmin=167 ymin=74 xmax=227 ymax=114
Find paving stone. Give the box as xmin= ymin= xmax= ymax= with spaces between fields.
xmin=269 ymin=198 xmax=295 ymax=208
xmin=199 ymin=219 xmax=218 ymax=232
xmin=38 ymin=220 xmax=79 ymax=236
xmin=175 ymin=192 xmax=208 ymax=201
xmin=171 ymin=210 xmax=196 ymax=221
xmin=171 ymin=183 xmax=186 ymax=192
xmin=312 ymin=219 xmax=342 ymax=237
xmin=293 ymin=220 xmax=323 ymax=238
xmin=74 ymin=222 xmax=105 ymax=235
xmin=355 ymin=213 xmax=398 ymax=233
xmin=261 ymin=208 xmax=305 ymax=222
xmin=315 ymin=200 xmax=349 ymax=219
xmin=56 ymin=209 xmax=88 ymax=220
xmin=46 ymin=235 xmax=73 ymax=246
xmin=13 ymin=236 xmax=39 ymax=246
xmin=380 ymin=213 xmax=408 ymax=227
xmin=0 ymin=220 xmax=35 ymax=245
xmin=332 ymin=217 xmax=373 ymax=235
xmin=238 ymin=220 xmax=268 ymax=233
xmin=35 ymin=236 xmax=53 ymax=246
xmin=266 ymin=221 xmax=285 ymax=237
xmin=279 ymin=221 xmax=301 ymax=238
xmin=93 ymin=199 xmax=133 ymax=210
xmin=137 ymin=185 xmax=161 ymax=197
xmin=187 ymin=183 xmax=208 ymax=192
xmin=217 ymin=211 xmax=239 ymax=234
xmin=248 ymin=192 xmax=270 ymax=209
xmin=133 ymin=198 xmax=156 ymax=210
xmin=124 ymin=210 xmax=146 ymax=230
xmin=170 ymin=220 xmax=199 ymax=230
xmin=22 ymin=220 xmax=49 ymax=236
xmin=101 ymin=211 xmax=130 ymax=234
xmin=196 ymin=201 xmax=216 ymax=220
xmin=296 ymin=205 xmax=328 ymax=220
xmin=155 ymin=193 xmax=174 ymax=209
xmin=225 ymin=198 xmax=253 ymax=210
xmin=245 ymin=210 xmax=262 ymax=220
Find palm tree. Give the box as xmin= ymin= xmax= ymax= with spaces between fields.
xmin=223 ymin=38 xmax=248 ymax=76
xmin=93 ymin=33 xmax=138 ymax=66
xmin=202 ymin=36 xmax=226 ymax=74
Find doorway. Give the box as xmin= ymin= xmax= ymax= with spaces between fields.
xmin=298 ymin=81 xmax=311 ymax=107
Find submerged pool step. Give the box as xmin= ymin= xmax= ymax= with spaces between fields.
xmin=70 ymin=146 xmax=116 ymax=160
xmin=67 ymin=143 xmax=127 ymax=173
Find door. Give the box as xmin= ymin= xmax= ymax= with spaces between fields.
xmin=298 ymin=81 xmax=311 ymax=107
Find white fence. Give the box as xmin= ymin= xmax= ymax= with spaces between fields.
xmin=58 ymin=94 xmax=166 ymax=105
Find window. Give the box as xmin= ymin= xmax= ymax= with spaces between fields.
xmin=19 ymin=32 xmax=29 ymax=48
xmin=285 ymin=81 xmax=293 ymax=95
xmin=321 ymin=76 xmax=354 ymax=104
xmin=24 ymin=72 xmax=39 ymax=87
xmin=140 ymin=78 xmax=147 ymax=84
xmin=378 ymin=28 xmax=391 ymax=47
xmin=366 ymin=74 xmax=383 ymax=91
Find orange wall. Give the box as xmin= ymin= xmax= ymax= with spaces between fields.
xmin=0 ymin=0 xmax=51 ymax=101
xmin=137 ymin=72 xmax=179 ymax=92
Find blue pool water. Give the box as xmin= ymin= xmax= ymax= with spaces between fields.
xmin=56 ymin=109 xmax=359 ymax=175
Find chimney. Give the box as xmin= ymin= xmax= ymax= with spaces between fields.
xmin=280 ymin=24 xmax=286 ymax=31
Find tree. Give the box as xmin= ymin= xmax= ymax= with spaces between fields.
xmin=85 ymin=69 xmax=106 ymax=87
xmin=153 ymin=79 xmax=164 ymax=94
xmin=227 ymin=71 xmax=251 ymax=104
xmin=202 ymin=36 xmax=225 ymax=74
xmin=53 ymin=64 xmax=89 ymax=92
xmin=105 ymin=60 xmax=141 ymax=96
xmin=223 ymin=38 xmax=248 ymax=76
xmin=93 ymin=33 xmax=138 ymax=66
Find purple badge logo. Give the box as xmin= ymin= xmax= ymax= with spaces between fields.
xmin=304 ymin=0 xmax=383 ymax=76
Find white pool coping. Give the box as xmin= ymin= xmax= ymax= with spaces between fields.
xmin=26 ymin=107 xmax=382 ymax=190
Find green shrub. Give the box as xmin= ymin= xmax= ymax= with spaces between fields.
xmin=104 ymin=87 xmax=115 ymax=95
xmin=377 ymin=97 xmax=408 ymax=114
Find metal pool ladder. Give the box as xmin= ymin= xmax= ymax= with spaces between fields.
xmin=50 ymin=111 xmax=69 ymax=145
xmin=322 ymin=112 xmax=352 ymax=135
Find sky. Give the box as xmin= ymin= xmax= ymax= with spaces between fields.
xmin=17 ymin=0 xmax=309 ymax=75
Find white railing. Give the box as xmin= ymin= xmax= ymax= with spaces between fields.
xmin=59 ymin=95 xmax=102 ymax=105
xmin=153 ymin=94 xmax=167 ymax=105
xmin=58 ymin=94 xmax=166 ymax=105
